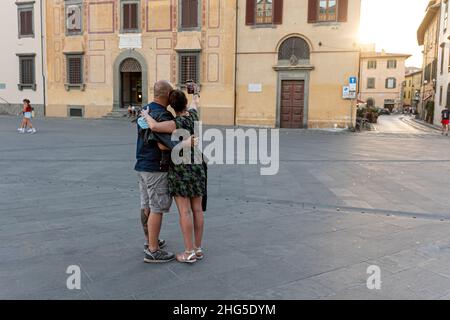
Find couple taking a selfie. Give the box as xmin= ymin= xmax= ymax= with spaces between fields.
xmin=135 ymin=80 xmax=207 ymax=265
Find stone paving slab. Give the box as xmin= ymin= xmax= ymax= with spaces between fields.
xmin=2 ymin=116 xmax=450 ymax=299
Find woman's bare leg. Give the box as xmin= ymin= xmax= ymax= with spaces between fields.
xmin=190 ymin=197 xmax=204 ymax=249
xmin=174 ymin=196 xmax=194 ymax=252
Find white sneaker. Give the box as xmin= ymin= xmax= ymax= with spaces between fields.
xmin=18 ymin=128 xmax=25 ymax=133
xmin=30 ymin=128 xmax=36 ymax=134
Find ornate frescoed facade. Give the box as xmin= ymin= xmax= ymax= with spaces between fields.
xmin=45 ymin=0 xmax=236 ymax=124
xmin=43 ymin=0 xmax=361 ymax=128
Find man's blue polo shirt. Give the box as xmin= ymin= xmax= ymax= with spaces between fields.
xmin=134 ymin=102 xmax=175 ymax=173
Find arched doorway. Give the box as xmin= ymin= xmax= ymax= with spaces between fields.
xmin=275 ymin=36 xmax=312 ymax=129
xmin=113 ymin=51 xmax=148 ymax=110
xmin=120 ymin=58 xmax=142 ymax=108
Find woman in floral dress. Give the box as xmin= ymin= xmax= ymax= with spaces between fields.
xmin=141 ymin=88 xmax=206 ymax=264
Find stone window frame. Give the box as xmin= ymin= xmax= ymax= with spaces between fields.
xmin=367 ymin=77 xmax=375 ymax=89
xmin=64 ymin=53 xmax=85 ymax=91
xmin=120 ymin=0 xmax=141 ymax=34
xmin=178 ymin=0 xmax=202 ymax=32
xmin=385 ymin=77 xmax=397 ymax=89
xmin=178 ymin=51 xmax=201 ymax=87
xmin=387 ymin=59 xmax=397 ymax=69
xmin=318 ymin=0 xmax=338 ymax=22
xmin=16 ymin=1 xmax=35 ymax=39
xmin=367 ymin=60 xmax=377 ymax=69
xmin=65 ymin=0 xmax=84 ymax=36
xmin=17 ymin=53 xmax=36 ymax=91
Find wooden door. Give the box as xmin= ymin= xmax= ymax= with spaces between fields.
xmin=280 ymin=80 xmax=305 ymax=128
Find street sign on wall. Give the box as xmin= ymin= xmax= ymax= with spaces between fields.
xmin=349 ymin=77 xmax=357 ymax=91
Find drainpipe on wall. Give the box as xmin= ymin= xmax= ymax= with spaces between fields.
xmin=233 ymin=0 xmax=239 ymax=126
xmin=40 ymin=0 xmax=47 ymax=116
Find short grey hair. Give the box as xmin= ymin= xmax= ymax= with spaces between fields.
xmin=154 ymin=80 xmax=173 ymax=98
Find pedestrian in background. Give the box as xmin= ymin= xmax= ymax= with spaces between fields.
xmin=442 ymin=106 xmax=449 ymax=136
xmin=18 ymin=99 xmax=36 ymax=134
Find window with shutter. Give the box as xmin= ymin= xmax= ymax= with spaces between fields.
xmin=122 ymin=1 xmax=139 ymax=32
xmin=179 ymin=53 xmax=200 ymax=85
xmin=180 ymin=0 xmax=199 ymax=30
xmin=18 ymin=7 xmax=34 ymax=37
xmin=308 ymin=0 xmax=347 ymax=23
xmin=387 ymin=60 xmax=397 ymax=69
xmin=386 ymin=78 xmax=396 ymax=89
xmin=17 ymin=54 xmax=36 ymax=90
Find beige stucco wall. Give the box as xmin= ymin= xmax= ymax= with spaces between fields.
xmin=359 ymin=55 xmax=408 ymax=109
xmin=45 ymin=0 xmax=236 ymax=125
xmin=0 ymin=0 xmax=45 ymax=115
xmin=235 ymin=0 xmax=361 ymax=128
xmin=403 ymin=72 xmax=422 ymax=107
xmin=419 ymin=6 xmax=440 ymax=120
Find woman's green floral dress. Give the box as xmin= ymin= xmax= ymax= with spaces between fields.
xmin=168 ymin=109 xmax=206 ymax=198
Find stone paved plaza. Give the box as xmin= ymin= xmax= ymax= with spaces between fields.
xmin=2 ymin=115 xmax=450 ymax=299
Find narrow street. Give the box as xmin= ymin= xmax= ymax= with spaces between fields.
xmin=373 ymin=114 xmax=440 ymax=135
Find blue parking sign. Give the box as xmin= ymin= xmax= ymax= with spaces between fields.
xmin=349 ymin=77 xmax=357 ymax=84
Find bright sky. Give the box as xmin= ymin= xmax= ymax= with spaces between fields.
xmin=360 ymin=0 xmax=431 ymax=68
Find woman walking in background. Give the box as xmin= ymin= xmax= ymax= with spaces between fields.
xmin=141 ymin=87 xmax=206 ymax=264
xmin=18 ymin=99 xmax=36 ymax=134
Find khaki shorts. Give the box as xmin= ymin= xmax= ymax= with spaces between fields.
xmin=137 ymin=171 xmax=172 ymax=213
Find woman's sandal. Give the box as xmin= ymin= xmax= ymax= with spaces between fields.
xmin=195 ymin=247 xmax=204 ymax=260
xmin=176 ymin=250 xmax=197 ymax=264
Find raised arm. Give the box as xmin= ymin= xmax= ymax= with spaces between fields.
xmin=141 ymin=109 xmax=176 ymax=133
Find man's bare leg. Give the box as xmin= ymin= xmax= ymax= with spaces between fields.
xmin=141 ymin=208 xmax=150 ymax=243
xmin=148 ymin=212 xmax=163 ymax=252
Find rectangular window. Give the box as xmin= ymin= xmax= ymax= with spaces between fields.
xmin=122 ymin=1 xmax=139 ymax=32
xmin=385 ymin=78 xmax=396 ymax=89
xmin=17 ymin=3 xmax=34 ymax=38
xmin=318 ymin=0 xmax=337 ymax=22
xmin=387 ymin=60 xmax=397 ymax=69
xmin=66 ymin=0 xmax=83 ymax=35
xmin=440 ymin=86 xmax=444 ymax=106
xmin=180 ymin=0 xmax=199 ymax=30
xmin=367 ymin=60 xmax=377 ymax=69
xmin=441 ymin=44 xmax=446 ymax=75
xmin=367 ymin=78 xmax=375 ymax=89
xmin=445 ymin=1 xmax=449 ymax=33
xmin=17 ymin=54 xmax=36 ymax=90
xmin=65 ymin=54 xmax=85 ymax=90
xmin=256 ymin=0 xmax=273 ymax=24
xmin=179 ymin=52 xmax=199 ymax=85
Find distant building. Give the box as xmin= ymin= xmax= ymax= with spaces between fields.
xmin=417 ymin=0 xmax=441 ymax=123
xmin=0 ymin=0 xmax=46 ymax=117
xmin=435 ymin=0 xmax=450 ymax=124
xmin=403 ymin=69 xmax=422 ymax=112
xmin=359 ymin=51 xmax=411 ymax=111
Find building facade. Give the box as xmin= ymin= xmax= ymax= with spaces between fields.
xmin=42 ymin=0 xmax=361 ymax=128
xmin=359 ymin=51 xmax=410 ymax=111
xmin=403 ymin=69 xmax=422 ymax=112
xmin=0 ymin=0 xmax=46 ymax=117
xmin=236 ymin=0 xmax=361 ymax=128
xmin=417 ymin=0 xmax=441 ymax=123
xmin=435 ymin=0 xmax=450 ymax=124
xmin=45 ymin=0 xmax=237 ymax=125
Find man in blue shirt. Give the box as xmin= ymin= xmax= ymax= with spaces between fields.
xmin=136 ymin=80 xmax=178 ymax=263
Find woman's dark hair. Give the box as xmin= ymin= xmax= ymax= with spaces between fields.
xmin=23 ymin=99 xmax=30 ymax=105
xmin=168 ymin=90 xmax=187 ymax=113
